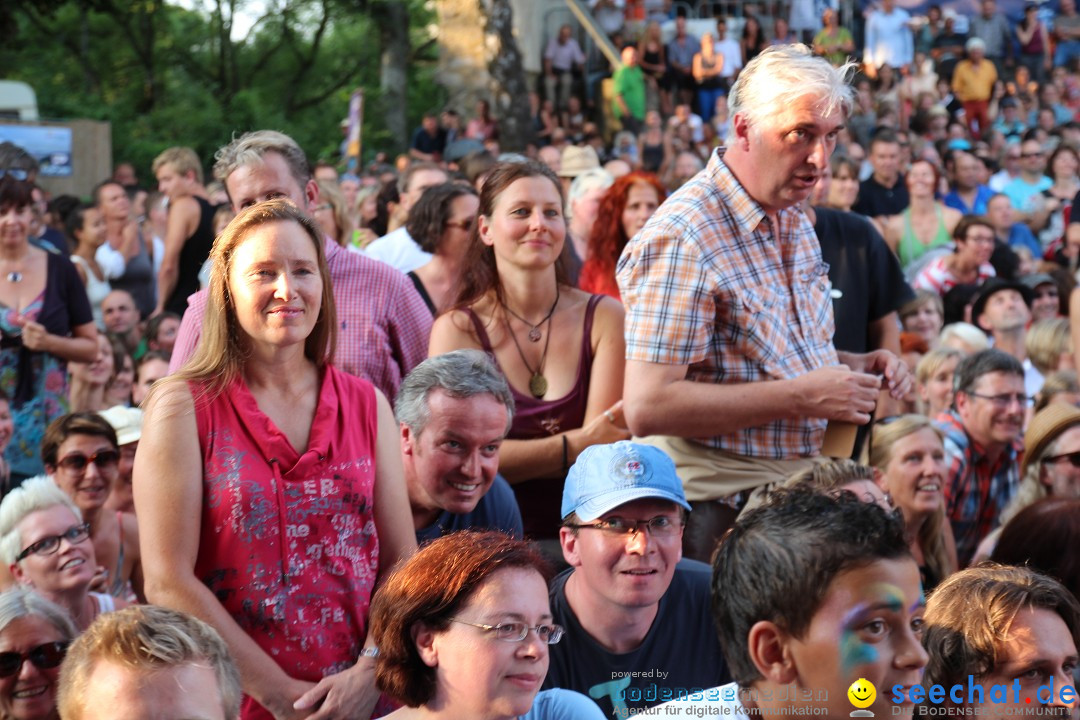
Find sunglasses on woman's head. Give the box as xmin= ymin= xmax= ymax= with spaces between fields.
xmin=0 ymin=641 xmax=69 ymax=677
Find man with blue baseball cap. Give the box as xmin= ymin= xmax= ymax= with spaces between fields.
xmin=542 ymin=441 xmax=729 ymax=718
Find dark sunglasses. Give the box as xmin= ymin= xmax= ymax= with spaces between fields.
xmin=55 ymin=449 xmax=119 ymax=473
xmin=0 ymin=641 xmax=69 ymax=677
xmin=1044 ymin=450 xmax=1080 ymax=468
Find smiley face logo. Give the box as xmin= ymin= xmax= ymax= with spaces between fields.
xmin=847 ymin=678 xmax=876 ymax=709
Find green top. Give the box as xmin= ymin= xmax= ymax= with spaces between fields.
xmin=813 ymin=27 xmax=853 ymax=66
xmin=613 ymin=65 xmax=646 ymax=121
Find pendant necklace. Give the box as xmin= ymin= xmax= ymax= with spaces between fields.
xmin=501 ymin=288 xmax=560 ymax=343
xmin=503 ymin=287 xmax=559 ymax=398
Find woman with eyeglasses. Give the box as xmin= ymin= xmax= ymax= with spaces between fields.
xmin=0 ymin=587 xmax=77 ymax=720
xmin=869 ymin=414 xmax=957 ymax=591
xmin=370 ymin=530 xmax=603 ymax=720
xmin=40 ymin=413 xmax=140 ymax=604
xmin=405 ymin=183 xmax=479 ymax=317
xmin=0 ymin=477 xmax=130 ymax=633
xmin=0 ymin=176 xmax=97 ymax=487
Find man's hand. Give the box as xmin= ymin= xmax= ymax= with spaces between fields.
xmin=842 ymin=349 xmax=912 ymax=400
xmin=791 ymin=365 xmax=883 ymax=425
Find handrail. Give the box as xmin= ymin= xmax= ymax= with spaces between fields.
xmin=563 ymin=0 xmax=622 ymax=68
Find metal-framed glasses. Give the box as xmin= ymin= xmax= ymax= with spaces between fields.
xmin=448 ymin=618 xmax=564 ymax=644
xmin=965 ymin=392 xmax=1032 ymax=409
xmin=0 ymin=641 xmax=69 ymax=677
xmin=16 ymin=523 xmax=91 ymax=561
xmin=55 ymin=449 xmax=119 ymax=473
xmin=564 ymin=515 xmax=683 ymax=538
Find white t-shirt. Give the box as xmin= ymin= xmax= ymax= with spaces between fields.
xmin=640 ymin=682 xmax=750 ymax=718
xmin=360 ymin=226 xmax=432 ymax=273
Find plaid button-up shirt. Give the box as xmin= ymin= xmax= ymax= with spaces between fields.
xmin=934 ymin=410 xmax=1022 ymax=567
xmin=617 ymin=148 xmax=838 ymax=459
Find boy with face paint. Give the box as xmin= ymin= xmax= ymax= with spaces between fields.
xmin=645 ymin=489 xmax=928 ymax=718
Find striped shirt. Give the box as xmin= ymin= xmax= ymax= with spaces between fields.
xmin=616 ymin=148 xmax=838 ymax=459
xmin=912 ymin=256 xmax=996 ymax=297
xmin=170 ymin=237 xmax=433 ymax=403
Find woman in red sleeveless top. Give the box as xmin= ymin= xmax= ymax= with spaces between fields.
xmin=135 ymin=200 xmax=416 ymax=720
xmin=428 ymin=161 xmax=628 ymax=542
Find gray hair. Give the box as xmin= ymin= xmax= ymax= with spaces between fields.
xmin=394 ymin=350 xmax=514 ymax=437
xmin=566 ymin=168 xmax=614 ymax=220
xmin=0 ymin=587 xmax=77 ymax=640
xmin=0 ymin=476 xmax=82 ymax=567
xmin=213 ymin=130 xmax=311 ymax=191
xmin=728 ymin=44 xmax=856 ymax=130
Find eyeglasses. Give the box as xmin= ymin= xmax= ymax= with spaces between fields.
xmin=0 ymin=642 xmax=69 ymax=678
xmin=315 ymin=203 xmax=333 ymax=211
xmin=963 ymin=233 xmax=995 ymax=244
xmin=1021 ymin=152 xmax=1044 ymax=158
xmin=966 ymin=392 xmax=1031 ymax=408
xmin=449 ymin=618 xmax=564 ymax=644
xmin=445 ymin=218 xmax=474 ymax=232
xmin=1043 ymin=450 xmax=1080 ymax=468
xmin=15 ymin=523 xmax=91 ymax=561
xmin=564 ymin=515 xmax=683 ymax=538
xmin=55 ymin=449 xmax=119 ymax=473
xmin=1034 ymin=288 xmax=1059 ymax=299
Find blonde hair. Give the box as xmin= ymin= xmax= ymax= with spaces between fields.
xmin=869 ymin=415 xmax=955 ymax=584
xmin=1033 ymin=369 xmax=1079 ymax=413
xmin=938 ymin=322 xmax=989 ymax=354
xmin=58 ymin=605 xmax=242 ymax=720
xmin=785 ymin=459 xmax=875 ymax=493
xmin=169 ymin=199 xmax=336 ymax=400
xmin=152 ymin=146 xmax=204 ymax=185
xmin=915 ymin=346 xmax=965 ymax=385
xmin=314 ymin=179 xmax=353 ymax=247
xmin=1025 ymin=317 xmax=1070 ymax=377
xmin=0 ymin=476 xmax=82 ymax=567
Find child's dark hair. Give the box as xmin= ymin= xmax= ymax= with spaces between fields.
xmin=712 ymin=488 xmax=910 ymax=685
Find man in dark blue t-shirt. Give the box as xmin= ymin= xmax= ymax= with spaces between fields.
xmin=544 ymin=441 xmax=729 ymax=717
xmin=396 ymin=350 xmax=523 ymax=544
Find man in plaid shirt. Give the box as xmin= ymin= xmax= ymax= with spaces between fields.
xmin=933 ymin=349 xmax=1024 ymax=567
xmin=617 ymin=46 xmax=911 ymax=561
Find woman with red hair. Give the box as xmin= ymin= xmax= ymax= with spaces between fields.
xmin=579 ymin=171 xmax=665 ymax=300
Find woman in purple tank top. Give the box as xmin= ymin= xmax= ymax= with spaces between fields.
xmin=429 ymin=161 xmax=629 ymax=541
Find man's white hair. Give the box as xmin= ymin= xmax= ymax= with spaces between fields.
xmin=729 ymin=44 xmax=857 ymax=129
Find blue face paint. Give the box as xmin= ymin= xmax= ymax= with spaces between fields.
xmin=841 ymin=626 xmax=880 ymax=673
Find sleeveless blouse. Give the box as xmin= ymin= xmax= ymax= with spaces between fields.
xmin=464 ymin=295 xmax=602 ymax=538
xmin=165 ymin=197 xmax=216 ymax=315
xmin=70 ymin=255 xmax=111 ymax=328
xmin=193 ymin=365 xmax=379 ymax=719
xmin=898 ymin=205 xmax=952 ymax=270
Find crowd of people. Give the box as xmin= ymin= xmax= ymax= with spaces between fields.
xmin=0 ymin=1 xmax=1079 ymax=716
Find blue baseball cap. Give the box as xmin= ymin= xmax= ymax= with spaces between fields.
xmin=561 ymin=441 xmax=691 ymax=522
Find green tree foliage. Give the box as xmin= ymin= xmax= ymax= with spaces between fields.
xmin=0 ymin=0 xmax=440 ymax=184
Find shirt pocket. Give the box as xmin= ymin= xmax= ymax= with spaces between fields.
xmin=791 ymin=267 xmax=836 ymax=351
xmin=736 ymin=285 xmax=793 ymax=378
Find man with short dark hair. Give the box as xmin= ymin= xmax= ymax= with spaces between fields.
xmin=545 ymin=441 xmax=728 ymax=718
xmin=101 ymin=290 xmax=141 ymax=353
xmin=933 ymin=348 xmax=1026 ymax=565
xmin=363 ymin=161 xmax=449 ymax=272
xmin=396 ymin=350 xmax=523 ymax=544
xmin=944 ymin=150 xmax=994 ymax=215
xmin=853 ymin=130 xmax=910 ymax=221
xmin=409 ymin=113 xmax=446 ymax=163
